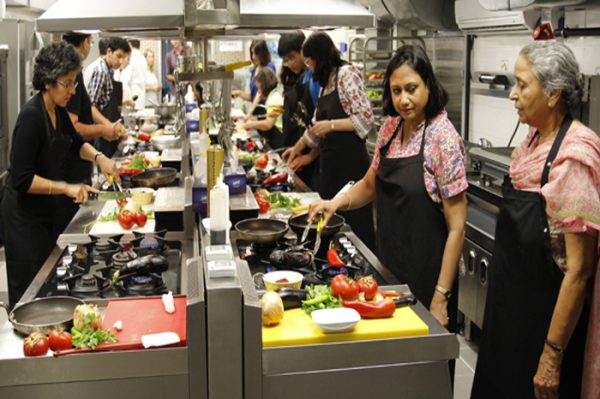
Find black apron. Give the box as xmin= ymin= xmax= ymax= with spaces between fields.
xmin=317 ymin=68 xmax=374 ymax=251
xmin=282 ymin=73 xmax=319 ymax=191
xmin=471 ymin=115 xmax=589 ymax=399
xmin=1 ymin=94 xmax=73 ymax=307
xmin=95 ymin=73 xmax=122 ymax=158
xmin=374 ymin=119 xmax=457 ymax=327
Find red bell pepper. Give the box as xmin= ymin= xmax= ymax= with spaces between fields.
xmin=327 ymin=243 xmax=345 ymax=268
xmin=263 ymin=171 xmax=288 ymax=185
xmin=342 ymin=298 xmax=396 ymax=318
xmin=253 ymin=192 xmax=270 ymax=213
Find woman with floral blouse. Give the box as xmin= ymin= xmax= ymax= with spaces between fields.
xmin=284 ymin=31 xmax=376 ymax=249
xmin=308 ymin=45 xmax=467 ymax=336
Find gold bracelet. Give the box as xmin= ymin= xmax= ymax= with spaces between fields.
xmin=48 ymin=181 xmax=53 ymax=195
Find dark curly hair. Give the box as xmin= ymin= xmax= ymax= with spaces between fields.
xmin=382 ymin=45 xmax=448 ymax=121
xmin=254 ymin=67 xmax=278 ymax=97
xmin=32 ymin=42 xmax=82 ymax=91
xmin=301 ymin=31 xmax=343 ymax=88
xmin=250 ymin=40 xmax=271 ymax=67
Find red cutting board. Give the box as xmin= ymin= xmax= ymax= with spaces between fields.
xmin=54 ymin=296 xmax=187 ymax=356
xmin=100 ymin=295 xmax=187 ymax=350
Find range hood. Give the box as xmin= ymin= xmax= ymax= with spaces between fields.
xmin=478 ymin=0 xmax=600 ymax=11
xmin=368 ymin=0 xmax=457 ymax=30
xmin=456 ymin=0 xmax=538 ymax=33
xmin=36 ymin=0 xmax=185 ymax=36
xmin=37 ymin=0 xmax=375 ymax=37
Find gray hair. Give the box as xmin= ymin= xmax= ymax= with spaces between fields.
xmin=32 ymin=42 xmax=82 ymax=91
xmin=520 ymin=41 xmax=584 ymax=111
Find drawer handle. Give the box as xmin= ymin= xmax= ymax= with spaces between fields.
xmin=480 ymin=258 xmax=489 ymax=285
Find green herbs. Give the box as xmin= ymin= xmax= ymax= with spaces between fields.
xmin=301 ymin=284 xmax=342 ymax=314
xmin=71 ymin=325 xmax=117 ymax=349
xmin=268 ymin=192 xmax=301 ymax=210
xmin=127 ymin=155 xmax=147 ymax=171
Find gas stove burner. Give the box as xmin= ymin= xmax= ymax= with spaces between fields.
xmin=122 ymin=274 xmax=165 ymax=295
xmin=89 ymin=234 xmax=123 ymax=258
xmin=130 ymin=230 xmax=170 ymax=255
xmin=112 ymin=248 xmax=138 ymax=269
xmin=71 ymin=273 xmax=111 ymax=296
xmin=73 ymin=244 xmax=89 ymax=262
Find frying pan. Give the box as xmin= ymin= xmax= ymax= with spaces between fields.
xmin=0 ymin=296 xmax=85 ymax=336
xmin=132 ymin=167 xmax=177 ymax=188
xmin=234 ymin=218 xmax=289 ymax=244
xmin=288 ymin=212 xmax=345 ymax=241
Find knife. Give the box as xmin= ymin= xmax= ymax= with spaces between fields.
xmin=393 ymin=294 xmax=417 ymax=308
xmin=89 ymin=191 xmax=130 ymax=201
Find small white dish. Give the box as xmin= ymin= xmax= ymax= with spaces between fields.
xmin=311 ymin=308 xmax=361 ymax=333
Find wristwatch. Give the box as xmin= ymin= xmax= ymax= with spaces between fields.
xmin=435 ymin=285 xmax=452 ymax=300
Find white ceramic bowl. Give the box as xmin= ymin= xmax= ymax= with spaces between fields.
xmin=129 ymin=187 xmax=155 ymax=205
xmin=311 ymin=308 xmax=361 ymax=333
xmin=261 ymin=270 xmax=303 ymax=291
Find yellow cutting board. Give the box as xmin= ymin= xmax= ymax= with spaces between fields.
xmin=262 ymin=307 xmax=429 ymax=348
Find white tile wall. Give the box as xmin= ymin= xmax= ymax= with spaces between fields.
xmin=469 ymin=15 xmax=600 ymax=145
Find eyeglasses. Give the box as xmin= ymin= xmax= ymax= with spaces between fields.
xmin=56 ymin=80 xmax=79 ymax=90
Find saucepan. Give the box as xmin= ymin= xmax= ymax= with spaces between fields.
xmin=288 ymin=212 xmax=345 ymax=241
xmin=132 ymin=167 xmax=177 ymax=188
xmin=234 ymin=218 xmax=289 ymax=244
xmin=0 ymin=296 xmax=85 ymax=336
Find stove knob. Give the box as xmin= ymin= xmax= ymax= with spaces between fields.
xmin=338 ymin=237 xmax=348 ymax=244
xmin=57 ymin=282 xmax=70 ymax=293
xmin=343 ymin=242 xmax=354 ymax=251
xmin=67 ymin=244 xmax=78 ymax=255
xmin=62 ymin=256 xmax=73 ymax=267
xmin=56 ymin=266 xmax=68 ymax=278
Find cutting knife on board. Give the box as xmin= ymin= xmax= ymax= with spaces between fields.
xmin=88 ymin=191 xmax=131 ymax=201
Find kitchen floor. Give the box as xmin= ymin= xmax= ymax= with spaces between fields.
xmin=455 ymin=333 xmax=478 ymax=399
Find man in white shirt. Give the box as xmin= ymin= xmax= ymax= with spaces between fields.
xmin=120 ymin=40 xmax=147 ymax=109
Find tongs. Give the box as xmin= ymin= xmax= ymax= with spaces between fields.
xmin=313 ymin=215 xmax=325 ymax=254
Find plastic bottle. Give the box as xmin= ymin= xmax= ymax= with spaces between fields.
xmin=193 ymin=131 xmax=209 ymax=183
xmin=209 ymin=174 xmax=229 ymax=245
xmin=184 ymin=85 xmax=197 ymax=113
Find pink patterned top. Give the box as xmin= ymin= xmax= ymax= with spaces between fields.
xmin=510 ymin=123 xmax=600 ymax=272
xmin=303 ymin=64 xmax=374 ymax=148
xmin=371 ymin=111 xmax=468 ymax=203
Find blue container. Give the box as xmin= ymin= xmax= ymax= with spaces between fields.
xmin=186 ymin=119 xmax=200 ymax=133
xmin=185 ymin=102 xmax=197 ymax=113
xmin=192 ymin=185 xmax=208 ymax=216
xmin=224 ymin=166 xmax=247 ymax=195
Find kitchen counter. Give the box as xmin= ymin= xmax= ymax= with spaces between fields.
xmin=0 ymin=227 xmax=207 ymax=399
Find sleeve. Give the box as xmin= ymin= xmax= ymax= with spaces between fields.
xmin=165 ymin=51 xmax=175 ymax=75
xmin=66 ymin=87 xmax=82 ymax=117
xmin=429 ymin=117 xmax=468 ymax=199
xmin=266 ymin=91 xmax=284 ymax=108
xmin=337 ymin=65 xmax=374 ymax=139
xmin=87 ymin=68 xmax=106 ymax=107
xmin=10 ymin=107 xmax=45 ymax=193
xmin=370 ymin=117 xmax=396 ymax=171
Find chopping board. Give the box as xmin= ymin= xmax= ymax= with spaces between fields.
xmin=262 ymin=306 xmax=428 ymax=348
xmin=88 ymin=200 xmax=155 ymax=236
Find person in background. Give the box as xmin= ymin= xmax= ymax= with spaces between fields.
xmin=144 ymin=48 xmax=161 ymax=107
xmin=120 ymin=39 xmax=147 ymax=110
xmin=471 ymin=41 xmax=599 ymax=399
xmin=59 ymin=33 xmax=122 ymax=233
xmin=83 ymin=38 xmax=108 ymax=88
xmin=278 ymin=31 xmax=321 ymax=190
xmin=0 ymin=42 xmax=118 ymax=308
xmin=287 ymin=31 xmax=376 ymax=250
xmin=165 ymin=39 xmax=191 ymax=97
xmin=232 ymin=39 xmax=276 ymax=120
xmin=237 ymin=68 xmax=285 ymax=149
xmin=114 ymin=53 xmax=135 ymax=109
xmin=87 ymin=36 xmax=131 ymax=157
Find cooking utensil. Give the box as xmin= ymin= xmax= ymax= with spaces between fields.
xmin=150 ymin=135 xmax=180 ymax=151
xmin=154 ymin=103 xmax=178 ymax=120
xmin=88 ymin=191 xmax=130 ymax=201
xmin=132 ymin=167 xmax=177 ymax=188
xmin=0 ymin=296 xmax=85 ymax=336
xmin=300 ymin=217 xmax=312 ymax=244
xmin=288 ymin=213 xmax=345 ymax=241
xmin=313 ymin=215 xmax=324 ymax=254
xmin=234 ymin=218 xmax=289 ymax=244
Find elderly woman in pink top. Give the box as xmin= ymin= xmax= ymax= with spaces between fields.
xmin=472 ymin=41 xmax=600 ymax=399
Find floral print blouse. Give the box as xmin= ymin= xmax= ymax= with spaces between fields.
xmin=371 ymin=111 xmax=468 ymax=203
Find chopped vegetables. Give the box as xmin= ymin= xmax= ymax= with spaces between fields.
xmin=301 ymin=284 xmax=342 ymax=315
xmin=267 ymin=191 xmax=301 ymax=210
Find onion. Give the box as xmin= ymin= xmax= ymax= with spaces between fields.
xmin=261 ymin=292 xmax=284 ymax=326
xmin=73 ymin=304 xmax=102 ymax=330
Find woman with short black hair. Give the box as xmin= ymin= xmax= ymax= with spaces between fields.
xmin=0 ymin=42 xmax=118 ymax=308
xmin=309 ymin=45 xmax=467 ymax=336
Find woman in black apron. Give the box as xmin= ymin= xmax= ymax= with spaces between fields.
xmin=309 ymin=45 xmax=467 ymax=333
xmin=0 ymin=43 xmax=118 ymax=308
xmin=300 ymin=32 xmax=376 ymax=250
xmin=472 ymin=41 xmax=598 ymax=399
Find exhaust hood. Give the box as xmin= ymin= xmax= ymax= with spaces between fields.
xmin=456 ymin=0 xmax=538 ymax=33
xmin=478 ymin=0 xmax=600 ymax=11
xmin=36 ymin=0 xmax=185 ymax=35
xmin=368 ymin=0 xmax=457 ymax=30
xmin=37 ymin=0 xmax=374 ymax=37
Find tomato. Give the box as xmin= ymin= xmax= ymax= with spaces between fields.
xmin=357 ymin=276 xmax=378 ymax=301
xmin=137 ymin=132 xmax=151 ymax=141
xmin=255 ymin=154 xmax=268 ymax=169
xmin=48 ymin=329 xmax=72 ymax=351
xmin=23 ymin=332 xmax=49 ymax=357
xmin=117 ymin=167 xmax=143 ymax=176
xmin=330 ymin=274 xmax=359 ymax=301
xmin=116 ymin=198 xmax=128 ymax=208
xmin=144 ymin=159 xmax=150 ymax=166
xmin=118 ymin=210 xmax=135 ymax=229
xmin=253 ymin=192 xmax=270 ymax=213
xmin=133 ymin=211 xmax=147 ymax=227
xmin=245 ymin=141 xmax=255 ymax=151
xmin=120 ymin=160 xmax=131 ymax=166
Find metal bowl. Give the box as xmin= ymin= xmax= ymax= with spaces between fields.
xmin=234 ymin=218 xmax=289 ymax=244
xmin=154 ymin=104 xmax=177 ymax=119
xmin=151 ymin=135 xmax=181 ymax=151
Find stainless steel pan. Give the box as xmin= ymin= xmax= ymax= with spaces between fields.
xmin=234 ymin=218 xmax=289 ymax=244
xmin=0 ymin=296 xmax=85 ymax=336
xmin=132 ymin=167 xmax=177 ymax=188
